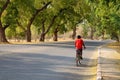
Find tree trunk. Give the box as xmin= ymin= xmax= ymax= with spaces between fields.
xmin=53 ymin=28 xmax=58 ymax=41
xmin=72 ymin=26 xmax=76 ymax=40
xmin=26 ymin=26 xmax=31 ymax=42
xmin=39 ymin=19 xmax=45 ymax=42
xmin=39 ymin=8 xmax=65 ymax=42
xmin=0 ymin=26 xmax=8 ymax=42
xmin=102 ymin=31 xmax=105 ymax=40
xmin=111 ymin=32 xmax=120 ymax=42
xmin=39 ymin=16 xmax=57 ymax=42
xmin=0 ymin=0 xmax=10 ymax=43
xmin=116 ymin=36 xmax=119 ymax=42
xmin=26 ymin=2 xmax=51 ymax=42
xmin=90 ymin=27 xmax=94 ymax=40
xmin=40 ymin=33 xmax=45 ymax=42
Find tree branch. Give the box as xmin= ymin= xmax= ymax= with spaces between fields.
xmin=0 ymin=0 xmax=10 ymax=17
xmin=16 ymin=20 xmax=26 ymax=31
xmin=27 ymin=1 xmax=52 ymax=28
xmin=45 ymin=8 xmax=67 ymax=34
xmin=37 ymin=1 xmax=52 ymax=13
xmin=3 ymin=24 xmax=9 ymax=29
xmin=45 ymin=15 xmax=57 ymax=34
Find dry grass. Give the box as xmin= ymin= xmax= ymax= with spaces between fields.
xmin=0 ymin=38 xmax=73 ymax=45
xmin=107 ymin=42 xmax=120 ymax=53
xmin=0 ymin=42 xmax=10 ymax=44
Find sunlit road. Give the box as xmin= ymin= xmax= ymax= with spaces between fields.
xmin=0 ymin=40 xmax=109 ymax=80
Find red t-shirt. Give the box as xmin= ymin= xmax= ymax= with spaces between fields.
xmin=75 ymin=39 xmax=83 ymax=49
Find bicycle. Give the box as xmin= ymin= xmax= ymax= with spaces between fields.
xmin=76 ymin=54 xmax=82 ymax=66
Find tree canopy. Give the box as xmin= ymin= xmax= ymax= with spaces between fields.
xmin=0 ymin=0 xmax=120 ymax=43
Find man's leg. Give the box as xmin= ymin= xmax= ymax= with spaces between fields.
xmin=80 ymin=49 xmax=83 ymax=60
xmin=76 ymin=53 xmax=79 ymax=66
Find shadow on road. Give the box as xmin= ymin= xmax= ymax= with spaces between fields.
xmin=0 ymin=51 xmax=97 ymax=80
xmin=12 ymin=40 xmax=106 ymax=50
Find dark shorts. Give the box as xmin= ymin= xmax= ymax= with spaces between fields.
xmin=76 ymin=49 xmax=82 ymax=55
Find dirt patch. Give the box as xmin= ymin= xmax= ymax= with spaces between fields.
xmin=106 ymin=42 xmax=120 ymax=53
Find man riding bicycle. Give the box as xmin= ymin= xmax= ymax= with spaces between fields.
xmin=75 ymin=35 xmax=86 ymax=66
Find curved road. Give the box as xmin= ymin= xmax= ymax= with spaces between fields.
xmin=0 ymin=40 xmax=109 ymax=80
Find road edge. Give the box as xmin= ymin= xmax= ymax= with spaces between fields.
xmin=96 ymin=47 xmax=102 ymax=80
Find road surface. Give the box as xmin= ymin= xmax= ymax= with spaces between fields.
xmin=0 ymin=40 xmax=107 ymax=80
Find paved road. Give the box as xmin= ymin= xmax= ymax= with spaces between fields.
xmin=0 ymin=40 xmax=107 ymax=80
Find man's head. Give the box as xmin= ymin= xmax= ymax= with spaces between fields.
xmin=77 ymin=35 xmax=81 ymax=39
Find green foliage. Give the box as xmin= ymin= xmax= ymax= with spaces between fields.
xmin=2 ymin=3 xmax=18 ymax=26
xmin=15 ymin=0 xmax=35 ymax=24
xmin=0 ymin=0 xmax=120 ymax=42
xmin=6 ymin=27 xmax=16 ymax=39
xmin=83 ymin=0 xmax=120 ymax=41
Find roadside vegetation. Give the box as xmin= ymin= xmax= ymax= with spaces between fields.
xmin=107 ymin=42 xmax=120 ymax=53
xmin=0 ymin=0 xmax=120 ymax=43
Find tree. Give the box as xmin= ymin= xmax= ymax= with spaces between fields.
xmin=34 ymin=0 xmax=79 ymax=42
xmin=16 ymin=0 xmax=51 ymax=42
xmin=0 ymin=0 xmax=10 ymax=42
xmin=52 ymin=19 xmax=67 ymax=41
xmin=50 ymin=0 xmax=81 ymax=41
xmin=95 ymin=0 xmax=120 ymax=41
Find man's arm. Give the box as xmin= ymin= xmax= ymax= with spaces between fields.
xmin=83 ymin=41 xmax=86 ymax=49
